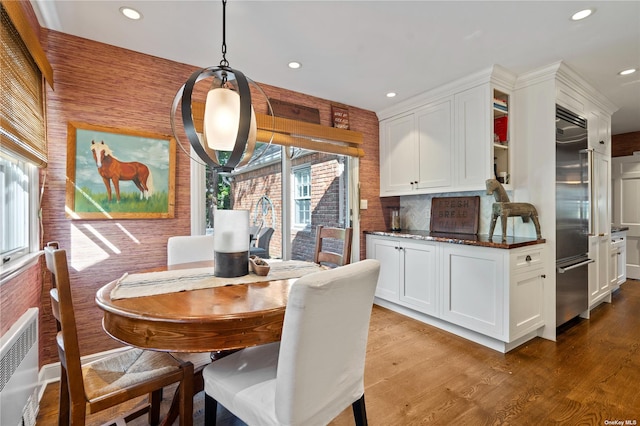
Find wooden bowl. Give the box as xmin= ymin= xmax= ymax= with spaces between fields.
xmin=249 ymin=257 xmax=270 ymax=276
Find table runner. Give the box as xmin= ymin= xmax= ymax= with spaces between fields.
xmin=110 ymin=260 xmax=324 ymax=300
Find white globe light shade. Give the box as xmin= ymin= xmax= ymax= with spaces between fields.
xmin=203 ymin=87 xmax=257 ymax=152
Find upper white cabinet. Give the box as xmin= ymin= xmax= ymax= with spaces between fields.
xmin=588 ymin=109 xmax=611 ymax=155
xmin=379 ymin=99 xmax=453 ymax=195
xmin=454 ymin=85 xmax=490 ymax=189
xmin=416 ymin=100 xmax=454 ymax=190
xmin=378 ymin=66 xmax=516 ymax=196
xmin=379 ymin=112 xmax=418 ymax=195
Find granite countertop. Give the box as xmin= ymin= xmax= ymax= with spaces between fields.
xmin=611 ymin=226 xmax=629 ymax=233
xmin=365 ymin=230 xmax=545 ymax=249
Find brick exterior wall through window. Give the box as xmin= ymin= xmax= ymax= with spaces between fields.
xmin=230 ymin=151 xmax=348 ymax=261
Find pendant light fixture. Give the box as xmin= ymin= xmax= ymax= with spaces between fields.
xmin=170 ymin=0 xmax=269 ymax=173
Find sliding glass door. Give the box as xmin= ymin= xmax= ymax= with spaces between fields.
xmin=200 ymin=146 xmax=354 ymax=261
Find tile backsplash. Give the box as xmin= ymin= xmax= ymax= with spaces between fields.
xmin=400 ymin=190 xmax=510 ymax=236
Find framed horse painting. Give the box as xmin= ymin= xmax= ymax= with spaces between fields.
xmin=66 ymin=122 xmax=176 ymax=219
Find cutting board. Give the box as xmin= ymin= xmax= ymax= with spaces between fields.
xmin=430 ymin=196 xmax=480 ymax=234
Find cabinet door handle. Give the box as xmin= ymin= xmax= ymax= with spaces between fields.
xmin=541 ymin=274 xmax=546 ymax=279
xmin=525 ymin=255 xmax=532 ymax=262
xmin=599 ymin=140 xmax=605 ymax=145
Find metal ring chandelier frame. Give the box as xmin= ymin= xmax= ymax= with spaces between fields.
xmin=170 ymin=0 xmax=272 ymax=174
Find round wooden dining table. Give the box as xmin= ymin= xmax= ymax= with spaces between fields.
xmin=95 ymin=260 xmax=295 ymax=353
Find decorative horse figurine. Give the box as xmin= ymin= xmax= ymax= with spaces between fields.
xmin=90 ymin=141 xmax=154 ymax=202
xmin=486 ymin=179 xmax=541 ymax=242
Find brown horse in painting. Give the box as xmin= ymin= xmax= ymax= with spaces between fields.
xmin=90 ymin=141 xmax=153 ymax=202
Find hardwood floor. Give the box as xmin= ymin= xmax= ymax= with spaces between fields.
xmin=37 ymin=280 xmax=640 ymax=425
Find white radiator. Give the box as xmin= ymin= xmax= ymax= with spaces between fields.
xmin=0 ymin=308 xmax=39 ymax=426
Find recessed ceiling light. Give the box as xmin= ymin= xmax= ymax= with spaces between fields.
xmin=288 ymin=61 xmax=301 ymax=69
xmin=386 ymin=92 xmax=396 ymax=98
xmin=120 ymin=6 xmax=142 ymax=20
xmin=571 ymin=9 xmax=594 ymax=21
xmin=619 ymin=68 xmax=637 ymax=76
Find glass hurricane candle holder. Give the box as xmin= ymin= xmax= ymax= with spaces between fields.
xmin=214 ymin=209 xmax=249 ymax=277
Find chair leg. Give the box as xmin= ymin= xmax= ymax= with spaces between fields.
xmin=148 ymin=388 xmax=162 ymax=425
xmin=58 ymin=367 xmax=70 ymax=426
xmin=352 ymin=394 xmax=368 ymax=426
xmin=204 ymin=394 xmax=218 ymax=426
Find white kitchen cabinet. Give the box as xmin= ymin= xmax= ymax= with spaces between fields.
xmin=379 ymin=112 xmax=417 ymax=195
xmin=612 ymin=231 xmax=627 ymax=287
xmin=588 ymin=109 xmax=611 ymax=155
xmin=366 ymin=235 xmax=438 ymax=315
xmin=588 ymin=146 xmax=611 ymax=309
xmin=454 ymin=85 xmax=491 ymax=190
xmin=589 ymin=235 xmax=611 ymax=308
xmin=618 ymin=238 xmax=627 ymax=285
xmin=609 ymin=241 xmax=619 ymax=289
xmin=366 ymin=233 xmax=546 ymax=351
xmin=441 ymin=244 xmax=505 ymax=338
xmin=367 ymin=236 xmax=401 ymax=301
xmin=378 ymin=65 xmax=516 ymax=196
xmin=591 ymin=150 xmax=611 ymax=236
xmin=442 ymin=244 xmax=545 ymax=342
xmin=415 ymin=100 xmax=454 ymax=190
xmin=379 ymin=99 xmax=453 ymax=196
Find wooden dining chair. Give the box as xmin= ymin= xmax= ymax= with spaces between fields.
xmin=201 ymin=259 xmax=381 ymax=426
xmin=44 ymin=244 xmax=194 ymax=425
xmin=313 ymin=225 xmax=353 ymax=267
xmin=167 ymin=234 xmax=215 ymax=265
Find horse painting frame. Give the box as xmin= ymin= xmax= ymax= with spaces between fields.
xmin=66 ymin=122 xmax=176 ymax=219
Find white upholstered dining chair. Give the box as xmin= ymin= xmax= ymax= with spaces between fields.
xmin=202 ymin=258 xmax=381 ymax=426
xmin=167 ymin=234 xmax=215 ymax=266
xmin=166 ymin=235 xmax=218 ymax=423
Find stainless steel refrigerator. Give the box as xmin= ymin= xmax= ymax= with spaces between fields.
xmin=556 ymin=105 xmax=593 ymax=327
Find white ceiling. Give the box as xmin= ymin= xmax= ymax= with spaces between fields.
xmin=31 ymin=1 xmax=640 ymax=135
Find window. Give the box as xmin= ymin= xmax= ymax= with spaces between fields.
xmin=1 ymin=4 xmax=48 ymax=281
xmin=0 ymin=151 xmax=36 ymax=265
xmin=293 ymin=165 xmax=311 ymax=227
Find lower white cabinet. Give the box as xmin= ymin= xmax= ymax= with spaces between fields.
xmin=366 ymin=234 xmax=546 ymax=350
xmin=617 ymin=238 xmax=627 ymax=285
xmin=442 ymin=244 xmax=545 ymax=342
xmin=589 ymin=235 xmax=611 ymax=308
xmin=611 ymin=232 xmax=627 ymax=289
xmin=367 ymin=236 xmax=437 ymax=316
xmin=610 ymin=242 xmax=619 ymax=289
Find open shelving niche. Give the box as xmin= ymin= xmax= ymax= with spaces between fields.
xmin=493 ymin=89 xmax=510 ymax=185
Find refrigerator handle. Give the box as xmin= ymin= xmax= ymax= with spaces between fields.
xmin=587 ymin=148 xmax=594 ymax=236
xmin=557 ymin=258 xmax=594 ymax=273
